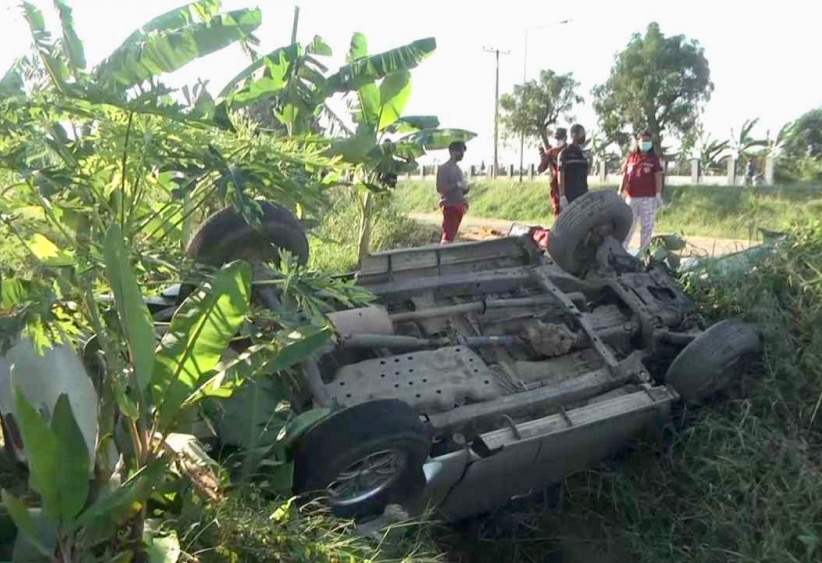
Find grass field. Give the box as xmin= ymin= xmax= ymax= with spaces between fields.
xmin=395 ymin=179 xmax=822 ymax=240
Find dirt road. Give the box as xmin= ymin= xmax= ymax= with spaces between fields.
xmin=408 ymin=212 xmax=756 ymax=257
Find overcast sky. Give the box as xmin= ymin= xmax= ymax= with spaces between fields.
xmin=1 ymin=0 xmax=821 ymax=166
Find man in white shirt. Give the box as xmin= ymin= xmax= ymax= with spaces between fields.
xmin=436 ymin=141 xmax=469 ymax=243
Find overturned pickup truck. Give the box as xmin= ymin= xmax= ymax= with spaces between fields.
xmin=285 ymin=191 xmax=761 ymax=521
xmin=0 ymin=191 xmax=761 ymax=525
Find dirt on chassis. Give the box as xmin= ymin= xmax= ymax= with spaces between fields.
xmin=290 ymin=191 xmax=761 ymax=522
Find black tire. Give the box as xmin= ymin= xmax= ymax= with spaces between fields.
xmin=293 ymin=399 xmax=431 ymax=519
xmin=186 ymin=201 xmax=309 ymax=267
xmin=665 ymin=319 xmax=761 ymax=403
xmin=548 ymin=191 xmax=633 ymax=275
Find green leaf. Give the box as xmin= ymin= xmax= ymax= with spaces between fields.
xmin=378 ymin=71 xmax=412 ymax=131
xmin=1 ymin=279 xmax=30 ymax=309
xmin=308 ymin=35 xmax=332 ymax=57
xmin=385 ymin=115 xmax=439 ymax=134
xmin=279 ymin=408 xmax=329 ymax=448
xmin=1 ymin=491 xmax=51 ymax=557
xmin=325 ymin=37 xmax=436 ymax=94
xmin=13 ymin=391 xmax=59 ymax=520
xmin=96 ymin=8 xmax=262 ymax=90
xmin=399 ymin=127 xmax=477 ymax=150
xmin=75 ymin=460 xmax=166 ymax=532
xmin=331 ymin=124 xmax=377 ymax=163
xmin=118 ymin=0 xmax=222 ymax=48
xmin=347 ymin=32 xmax=369 ymax=62
xmin=50 ymin=395 xmax=90 ymax=523
xmin=27 ymin=233 xmax=75 ymax=267
xmin=144 ymin=529 xmax=181 ymax=563
xmin=217 ymin=44 xmax=300 ymax=99
xmin=103 ymin=224 xmax=156 ymax=398
xmin=153 ymin=261 xmax=251 ymax=431
xmin=356 ymin=82 xmax=380 ymax=127
xmin=53 ymin=0 xmax=86 ymax=74
xmin=22 ymin=2 xmax=70 ymax=89
xmin=0 ymin=59 xmax=26 ymax=98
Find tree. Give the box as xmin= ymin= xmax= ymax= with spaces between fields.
xmin=592 ymin=22 xmax=713 ymax=153
xmin=782 ymin=107 xmax=822 ymax=159
xmin=499 ymin=70 xmax=582 ymax=147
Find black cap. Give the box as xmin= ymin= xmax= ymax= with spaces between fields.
xmin=554 ymin=127 xmax=567 ymax=139
xmin=448 ymin=141 xmax=467 ymax=151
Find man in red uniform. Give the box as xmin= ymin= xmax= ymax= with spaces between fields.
xmin=537 ymin=128 xmax=567 ymax=217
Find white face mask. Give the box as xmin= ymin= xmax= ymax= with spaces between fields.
xmin=555 ymin=139 xmax=566 ymax=148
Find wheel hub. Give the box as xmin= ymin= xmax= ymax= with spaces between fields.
xmin=327 ymin=449 xmax=409 ymax=506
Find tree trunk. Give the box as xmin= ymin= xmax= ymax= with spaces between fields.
xmin=538 ymin=127 xmax=550 ymax=148
xmin=356 ymin=190 xmax=373 ymax=267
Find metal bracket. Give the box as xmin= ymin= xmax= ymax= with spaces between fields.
xmin=531 ymin=266 xmax=619 ymax=373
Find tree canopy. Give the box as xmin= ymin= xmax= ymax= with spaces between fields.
xmin=592 ymin=22 xmax=713 ymax=152
xmin=499 ymin=70 xmax=582 ymax=147
xmin=782 ymin=107 xmax=822 ymax=159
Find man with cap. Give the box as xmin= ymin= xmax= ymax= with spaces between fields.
xmin=436 ymin=141 xmax=469 ymax=244
xmin=538 ymin=127 xmax=567 ymax=217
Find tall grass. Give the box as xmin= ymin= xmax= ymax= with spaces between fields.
xmin=309 ymin=186 xmax=439 ymax=272
xmin=395 ymin=180 xmax=822 ymax=240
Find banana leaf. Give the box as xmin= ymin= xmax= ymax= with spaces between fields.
xmin=96 ymin=7 xmax=261 ymax=91
xmin=398 ymin=128 xmax=477 ymax=150
xmin=324 ymin=37 xmax=436 ymax=94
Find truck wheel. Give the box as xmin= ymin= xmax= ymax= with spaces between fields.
xmin=548 ymin=191 xmax=633 ymax=275
xmin=186 ymin=201 xmax=309 ymax=267
xmin=293 ymin=399 xmax=430 ymax=519
xmin=665 ymin=319 xmax=761 ymax=403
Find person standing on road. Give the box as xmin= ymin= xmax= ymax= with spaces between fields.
xmin=619 ymin=129 xmax=664 ymax=251
xmin=436 ymin=141 xmax=469 ymax=244
xmin=538 ymin=127 xmax=567 ymax=217
xmin=557 ymin=124 xmax=589 ymax=211
xmin=745 ymin=159 xmax=755 ymax=187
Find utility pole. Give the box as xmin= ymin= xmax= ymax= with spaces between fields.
xmin=290 ymin=5 xmax=300 ymax=44
xmin=519 ymin=19 xmax=572 ymax=181
xmin=483 ymin=46 xmax=510 ymax=178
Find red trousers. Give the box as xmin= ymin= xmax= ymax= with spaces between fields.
xmin=440 ymin=202 xmax=466 ymax=243
xmin=549 ymin=180 xmax=561 ymax=217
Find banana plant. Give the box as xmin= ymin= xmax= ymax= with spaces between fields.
xmin=215 ymin=32 xmax=476 ymax=263
xmin=730 ymin=118 xmax=768 ymax=161
xmin=327 ymin=33 xmax=475 ymax=264
xmin=698 ymin=133 xmax=731 ymax=175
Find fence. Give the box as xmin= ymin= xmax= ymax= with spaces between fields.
xmin=408 ymin=157 xmax=776 ymax=187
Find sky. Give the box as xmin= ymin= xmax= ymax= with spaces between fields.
xmin=1 ymin=0 xmax=821 ymax=167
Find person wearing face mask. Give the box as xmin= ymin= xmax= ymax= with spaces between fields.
xmin=619 ymin=129 xmax=664 ymax=251
xmin=537 ymin=128 xmax=567 ymax=217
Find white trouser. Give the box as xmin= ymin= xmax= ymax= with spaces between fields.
xmin=624 ymin=197 xmax=658 ymax=251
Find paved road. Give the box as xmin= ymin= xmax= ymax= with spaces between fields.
xmin=408 ymin=212 xmax=756 ymax=257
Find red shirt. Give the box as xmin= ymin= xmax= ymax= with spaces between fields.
xmin=538 ymin=146 xmax=562 ymax=189
xmin=622 ymin=151 xmax=663 ymax=198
